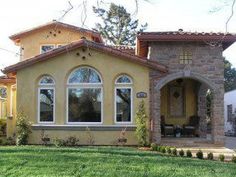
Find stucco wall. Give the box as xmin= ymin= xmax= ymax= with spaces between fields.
xmin=20 ymin=26 xmax=93 ymax=60
xmin=16 ymin=47 xmax=150 ymax=145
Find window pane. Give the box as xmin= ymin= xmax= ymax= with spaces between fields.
xmin=39 ymin=76 xmax=54 ymax=85
xmin=68 ymin=88 xmax=102 ymax=122
xmin=40 ymin=89 xmax=54 ymax=122
xmin=41 ymin=45 xmax=54 ymax=54
xmin=116 ymin=88 xmax=131 ymax=122
xmin=69 ymin=68 xmax=101 ymax=84
xmin=116 ymin=75 xmax=131 ymax=83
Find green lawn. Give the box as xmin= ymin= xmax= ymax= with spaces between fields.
xmin=0 ymin=146 xmax=235 ymax=177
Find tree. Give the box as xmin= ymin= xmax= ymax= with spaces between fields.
xmin=135 ymin=100 xmax=148 ymax=146
xmin=93 ymin=3 xmax=147 ymax=46
xmin=224 ymin=58 xmax=236 ymax=92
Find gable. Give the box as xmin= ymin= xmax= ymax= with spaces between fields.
xmin=3 ymin=40 xmax=167 ymax=74
xmin=9 ymin=21 xmax=103 ymax=60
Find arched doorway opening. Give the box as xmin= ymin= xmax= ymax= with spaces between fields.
xmin=160 ymin=78 xmax=212 ymax=140
xmin=151 ymin=71 xmax=224 ymax=145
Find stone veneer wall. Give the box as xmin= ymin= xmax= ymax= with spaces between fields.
xmin=149 ymin=42 xmax=225 ymax=145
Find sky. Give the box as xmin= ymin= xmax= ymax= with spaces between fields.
xmin=0 ymin=0 xmax=236 ymax=75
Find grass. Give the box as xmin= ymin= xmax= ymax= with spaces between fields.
xmin=0 ymin=146 xmax=235 ymax=177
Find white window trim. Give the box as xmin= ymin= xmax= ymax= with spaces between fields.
xmin=114 ymin=86 xmax=133 ymax=124
xmin=67 ymin=67 xmax=103 ymax=85
xmin=38 ymin=87 xmax=55 ymax=124
xmin=115 ymin=75 xmax=133 ymax=85
xmin=40 ymin=44 xmax=56 ymax=54
xmin=66 ymin=86 xmax=103 ymax=125
xmin=39 ymin=76 xmax=55 ymax=86
xmin=9 ymin=85 xmax=14 ymax=117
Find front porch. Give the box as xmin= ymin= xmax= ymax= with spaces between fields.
xmin=150 ymin=71 xmax=225 ymax=145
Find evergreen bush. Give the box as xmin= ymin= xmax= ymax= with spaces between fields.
xmin=196 ymin=150 xmax=204 ymax=159
xmin=135 ymin=100 xmax=148 ymax=146
xmin=207 ymin=152 xmax=214 ymax=160
xmin=186 ymin=150 xmax=192 ymax=158
xmin=16 ymin=111 xmax=32 ymax=145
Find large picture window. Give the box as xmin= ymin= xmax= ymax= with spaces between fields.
xmin=67 ymin=67 xmax=103 ymax=123
xmin=115 ymin=75 xmax=133 ymax=123
xmin=38 ymin=76 xmax=55 ymax=123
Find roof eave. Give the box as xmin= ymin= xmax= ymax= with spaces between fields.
xmin=3 ymin=40 xmax=167 ymax=74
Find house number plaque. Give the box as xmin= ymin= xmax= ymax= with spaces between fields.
xmin=136 ymin=92 xmax=147 ymax=98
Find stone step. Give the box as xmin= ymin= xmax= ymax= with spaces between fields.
xmin=161 ymin=138 xmax=213 ymax=147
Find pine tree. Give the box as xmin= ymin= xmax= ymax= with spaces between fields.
xmin=135 ymin=100 xmax=148 ymax=146
xmin=93 ymin=3 xmax=147 ymax=45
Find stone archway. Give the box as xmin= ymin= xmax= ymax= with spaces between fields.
xmin=151 ymin=71 xmax=224 ymax=145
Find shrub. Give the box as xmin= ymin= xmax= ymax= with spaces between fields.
xmin=53 ymin=138 xmax=65 ymax=147
xmin=186 ymin=150 xmax=192 ymax=158
xmin=172 ymin=148 xmax=177 ymax=156
xmin=151 ymin=143 xmax=158 ymax=151
xmin=0 ymin=137 xmax=15 ymax=146
xmin=40 ymin=130 xmax=50 ymax=145
xmin=0 ymin=119 xmax=6 ymax=136
xmin=160 ymin=146 xmax=166 ymax=153
xmin=207 ymin=152 xmax=214 ymax=160
xmin=179 ymin=149 xmax=185 ymax=157
xmin=157 ymin=146 xmax=161 ymax=152
xmin=231 ymin=156 xmax=236 ymax=163
xmin=135 ymin=100 xmax=148 ymax=146
xmin=16 ymin=111 xmax=32 ymax=145
xmin=166 ymin=146 xmax=172 ymax=154
xmin=196 ymin=150 xmax=204 ymax=159
xmin=118 ymin=128 xmax=127 ymax=146
xmin=65 ymin=136 xmax=79 ymax=146
xmin=85 ymin=127 xmax=95 ymax=145
xmin=219 ymin=154 xmax=225 ymax=162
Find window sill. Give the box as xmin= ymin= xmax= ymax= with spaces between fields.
xmin=32 ymin=124 xmax=136 ymax=131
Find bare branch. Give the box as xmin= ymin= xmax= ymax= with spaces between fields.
xmin=81 ymin=0 xmax=88 ymax=27
xmin=225 ymin=0 xmax=236 ymax=33
xmin=58 ymin=1 xmax=74 ymax=21
xmin=0 ymin=47 xmax=21 ymax=57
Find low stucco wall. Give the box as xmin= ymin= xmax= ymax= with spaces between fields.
xmin=16 ymin=47 xmax=150 ymax=144
xmin=30 ymin=126 xmax=138 ymax=145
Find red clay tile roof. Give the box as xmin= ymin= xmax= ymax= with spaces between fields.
xmin=9 ymin=20 xmax=103 ymax=43
xmin=107 ymin=45 xmax=135 ymax=55
xmin=137 ymin=30 xmax=236 ymax=50
xmin=0 ymin=75 xmax=16 ymax=84
xmin=2 ymin=40 xmax=167 ymax=74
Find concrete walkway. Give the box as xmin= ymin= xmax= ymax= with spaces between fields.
xmin=177 ymin=147 xmax=235 ymax=161
xmin=162 ymin=136 xmax=236 ymax=161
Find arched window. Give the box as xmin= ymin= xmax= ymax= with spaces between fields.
xmin=115 ymin=75 xmax=133 ymax=123
xmin=38 ymin=75 xmax=55 ymax=123
xmin=67 ymin=67 xmax=103 ymax=123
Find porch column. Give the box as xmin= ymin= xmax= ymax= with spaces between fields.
xmin=211 ymin=89 xmax=225 ymax=145
xmin=197 ymin=84 xmax=208 ymax=138
xmin=152 ymin=90 xmax=161 ymax=143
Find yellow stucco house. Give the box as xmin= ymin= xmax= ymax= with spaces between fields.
xmin=1 ymin=21 xmax=236 ymax=145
